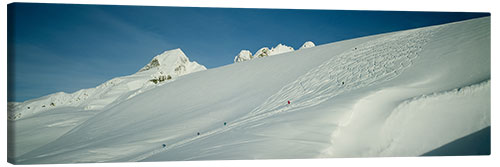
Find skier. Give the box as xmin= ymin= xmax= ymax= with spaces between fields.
xmin=162 ymin=144 xmax=166 ymax=148
xmin=224 ymin=122 xmax=227 ymax=126
xmin=288 ymin=100 xmax=290 ymax=105
xmin=197 ymin=132 xmax=200 ymax=136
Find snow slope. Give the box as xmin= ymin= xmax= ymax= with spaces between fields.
xmin=8 ymin=48 xmax=206 ymax=159
xmin=8 ymin=16 xmax=490 ymax=164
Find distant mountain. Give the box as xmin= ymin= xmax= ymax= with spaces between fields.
xmin=299 ymin=41 xmax=315 ymax=49
xmin=233 ymin=50 xmax=253 ymax=63
xmin=7 ymin=48 xmax=206 ymax=120
xmin=234 ymin=42 xmax=314 ymax=63
xmin=268 ymin=43 xmax=294 ymax=56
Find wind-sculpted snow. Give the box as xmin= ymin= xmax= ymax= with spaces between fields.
xmin=376 ymin=80 xmax=491 ymax=157
xmin=249 ymin=26 xmax=441 ymax=117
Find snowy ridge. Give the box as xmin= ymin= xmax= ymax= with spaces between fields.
xmin=7 ymin=48 xmax=206 ymax=120
xmin=234 ymin=41 xmax=313 ymax=63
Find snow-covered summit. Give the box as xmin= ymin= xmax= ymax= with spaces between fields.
xmin=139 ymin=48 xmax=206 ymax=75
xmin=234 ymin=50 xmax=253 ymax=63
xmin=253 ymin=43 xmax=295 ymax=58
xmin=269 ymin=43 xmax=294 ymax=56
xmin=253 ymin=47 xmax=270 ymax=58
xmin=139 ymin=48 xmax=187 ymax=72
xmin=299 ymin=41 xmax=315 ymax=49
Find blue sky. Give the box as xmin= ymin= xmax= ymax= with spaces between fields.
xmin=7 ymin=3 xmax=489 ymax=102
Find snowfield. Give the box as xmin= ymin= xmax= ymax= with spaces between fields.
xmin=7 ymin=16 xmax=490 ymax=164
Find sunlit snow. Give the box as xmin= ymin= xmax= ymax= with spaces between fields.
xmin=8 ymin=16 xmax=490 ymax=164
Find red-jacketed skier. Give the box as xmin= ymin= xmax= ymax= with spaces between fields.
xmin=288 ymin=101 xmax=290 ymax=105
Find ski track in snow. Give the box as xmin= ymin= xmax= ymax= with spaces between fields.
xmin=132 ymin=25 xmax=442 ymax=162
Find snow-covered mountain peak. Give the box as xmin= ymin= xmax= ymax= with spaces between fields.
xmin=234 ymin=50 xmax=253 ymax=63
xmin=254 ymin=47 xmax=271 ymax=58
xmin=8 ymin=48 xmax=207 ymax=121
xmin=269 ymin=43 xmax=294 ymax=56
xmin=139 ymin=48 xmax=206 ymax=79
xmin=253 ymin=43 xmax=294 ymax=59
xmin=139 ymin=48 xmax=190 ymax=72
xmin=299 ymin=41 xmax=315 ymax=50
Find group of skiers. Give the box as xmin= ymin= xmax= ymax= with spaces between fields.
xmin=162 ymin=101 xmax=294 ymax=148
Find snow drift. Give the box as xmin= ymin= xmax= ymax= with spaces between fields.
xmin=8 ymin=16 xmax=490 ymax=164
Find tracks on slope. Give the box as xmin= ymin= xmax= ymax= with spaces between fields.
xmin=131 ymin=25 xmax=441 ymax=161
